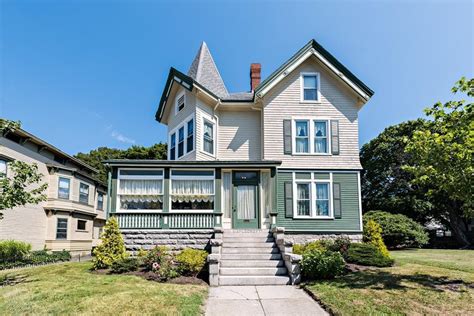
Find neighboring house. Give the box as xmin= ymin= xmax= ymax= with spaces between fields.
xmin=0 ymin=128 xmax=107 ymax=256
xmin=105 ymin=39 xmax=373 ymax=285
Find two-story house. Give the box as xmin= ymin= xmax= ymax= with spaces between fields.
xmin=105 ymin=39 xmax=373 ymax=285
xmin=0 ymin=128 xmax=108 ymax=256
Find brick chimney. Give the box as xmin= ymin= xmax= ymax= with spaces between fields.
xmin=250 ymin=63 xmax=261 ymax=92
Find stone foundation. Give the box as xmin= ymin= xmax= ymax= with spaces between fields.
xmin=285 ymin=233 xmax=363 ymax=245
xmin=122 ymin=229 xmax=214 ymax=252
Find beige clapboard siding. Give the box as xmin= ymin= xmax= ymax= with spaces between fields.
xmin=262 ymin=57 xmax=362 ymax=170
xmin=195 ymin=97 xmax=217 ymax=161
xmin=218 ymin=110 xmax=261 ymax=160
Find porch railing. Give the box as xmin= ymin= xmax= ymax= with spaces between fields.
xmin=114 ymin=212 xmax=219 ymax=229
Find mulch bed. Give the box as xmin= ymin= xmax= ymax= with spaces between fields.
xmin=91 ymin=268 xmax=208 ymax=285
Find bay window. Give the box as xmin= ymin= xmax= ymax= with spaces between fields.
xmin=170 ymin=133 xmax=176 ymax=160
xmin=79 ymin=183 xmax=89 ymax=204
xmin=118 ymin=169 xmax=163 ymax=210
xmin=178 ymin=127 xmax=184 ymax=158
xmin=171 ymin=170 xmax=214 ymax=211
xmin=187 ymin=119 xmax=194 ymax=153
xmin=168 ymin=115 xmax=194 ymax=160
xmin=58 ymin=177 xmax=70 ymax=199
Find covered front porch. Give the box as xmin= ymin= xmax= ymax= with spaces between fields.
xmin=105 ymin=160 xmax=281 ymax=231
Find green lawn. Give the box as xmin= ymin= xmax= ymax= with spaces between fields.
xmin=306 ymin=249 xmax=474 ymax=315
xmin=0 ymin=262 xmax=207 ymax=315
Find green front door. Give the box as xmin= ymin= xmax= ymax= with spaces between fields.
xmin=232 ymin=171 xmax=260 ymax=229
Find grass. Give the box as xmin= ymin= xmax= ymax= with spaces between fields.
xmin=0 ymin=262 xmax=207 ymax=315
xmin=306 ymin=249 xmax=474 ymax=315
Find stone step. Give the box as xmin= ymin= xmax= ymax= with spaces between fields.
xmin=223 ymin=242 xmax=277 ymax=248
xmin=221 ymin=247 xmax=280 ymax=254
xmin=221 ymin=253 xmax=283 ymax=260
xmin=220 ymin=260 xmax=285 ymax=268
xmin=219 ymin=275 xmax=291 ymax=286
xmin=219 ymin=267 xmax=288 ymax=276
xmin=224 ymin=231 xmax=272 ymax=238
xmin=222 ymin=237 xmax=275 ymax=243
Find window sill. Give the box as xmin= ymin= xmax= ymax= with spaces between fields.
xmin=299 ymin=100 xmax=321 ymax=104
xmin=76 ymin=230 xmax=89 ymax=233
xmin=291 ymin=153 xmax=332 ymax=156
xmin=293 ymin=216 xmax=334 ymax=220
xmin=116 ymin=210 xmax=163 ymax=213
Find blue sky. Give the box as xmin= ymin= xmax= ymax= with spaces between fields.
xmin=1 ymin=0 xmax=473 ymax=155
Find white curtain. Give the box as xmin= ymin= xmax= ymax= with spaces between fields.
xmin=171 ymin=179 xmax=214 ymax=202
xmin=222 ymin=172 xmax=232 ymax=218
xmin=316 ymin=183 xmax=329 ymax=216
xmin=297 ymin=184 xmax=310 ymax=216
xmin=261 ymin=172 xmax=271 ymax=217
xmin=119 ymin=179 xmax=162 ymax=195
xmin=237 ymin=186 xmax=255 ymax=220
xmin=315 ymin=121 xmax=328 ymax=153
xmin=120 ymin=195 xmax=163 ymax=203
xmin=296 ymin=121 xmax=308 ymax=136
xmin=296 ymin=121 xmax=308 ymax=152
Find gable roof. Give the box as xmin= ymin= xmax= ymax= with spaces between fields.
xmin=255 ymin=39 xmax=374 ymax=101
xmin=187 ymin=42 xmax=228 ymax=98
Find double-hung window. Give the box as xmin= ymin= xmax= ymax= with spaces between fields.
xmin=203 ymin=121 xmax=214 ymax=155
xmin=294 ymin=173 xmax=332 ymax=218
xmin=118 ymin=169 xmax=163 ymax=210
xmin=171 ymin=170 xmax=214 ymax=211
xmin=58 ymin=177 xmax=70 ymax=199
xmin=301 ymin=73 xmax=319 ymax=102
xmin=295 ymin=120 xmax=309 ymax=153
xmin=170 ymin=133 xmax=176 ymax=160
xmin=293 ymin=119 xmax=330 ymax=154
xmin=79 ymin=183 xmax=89 ymax=204
xmin=187 ymin=119 xmax=194 ymax=153
xmin=56 ymin=218 xmax=68 ymax=239
xmin=97 ymin=192 xmax=104 ymax=210
xmin=0 ymin=159 xmax=7 ymax=177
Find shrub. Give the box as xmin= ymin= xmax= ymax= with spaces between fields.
xmin=292 ymin=240 xmax=327 ymax=255
xmin=143 ymin=246 xmax=178 ymax=281
xmin=176 ymin=248 xmax=208 ymax=276
xmin=0 ymin=240 xmax=32 ymax=262
xmin=293 ymin=237 xmax=351 ymax=256
xmin=345 ymin=243 xmax=394 ymax=267
xmin=111 ymin=257 xmax=139 ymax=274
xmin=92 ymin=217 xmax=127 ymax=269
xmin=327 ymin=236 xmax=352 ymax=256
xmin=0 ymin=250 xmax=71 ymax=270
xmin=143 ymin=246 xmax=168 ymax=271
xmin=364 ymin=211 xmax=429 ymax=249
xmin=300 ymin=249 xmax=345 ymax=280
xmin=363 ymin=219 xmax=390 ymax=258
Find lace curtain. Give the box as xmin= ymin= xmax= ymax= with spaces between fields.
xmin=314 ymin=121 xmax=328 ymax=153
xmin=297 ymin=183 xmax=310 ymax=216
xmin=171 ymin=179 xmax=214 ymax=202
xmin=296 ymin=121 xmax=308 ymax=152
xmin=119 ymin=179 xmax=162 ymax=195
xmin=316 ymin=183 xmax=329 ymax=216
xmin=236 ymin=185 xmax=255 ymax=219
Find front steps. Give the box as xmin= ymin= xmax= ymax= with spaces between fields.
xmin=218 ymin=230 xmax=290 ymax=285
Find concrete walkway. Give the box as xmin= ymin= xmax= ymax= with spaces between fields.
xmin=205 ymin=286 xmax=328 ymax=316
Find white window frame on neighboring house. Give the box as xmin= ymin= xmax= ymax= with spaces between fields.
xmin=79 ymin=182 xmax=90 ymax=204
xmin=293 ymin=172 xmax=333 ymax=219
xmin=175 ymin=91 xmax=185 ymax=115
xmin=300 ymin=72 xmax=321 ymax=103
xmin=202 ymin=119 xmax=215 ymax=157
xmin=291 ymin=117 xmax=332 ymax=155
xmin=58 ymin=176 xmax=71 ymax=200
xmin=116 ymin=168 xmax=164 ymax=213
xmin=56 ymin=218 xmax=68 ymax=240
xmin=97 ymin=192 xmax=104 ymax=210
xmin=0 ymin=159 xmax=7 ymax=177
xmin=168 ymin=113 xmax=195 ymax=160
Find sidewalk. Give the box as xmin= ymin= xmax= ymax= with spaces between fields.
xmin=205 ymin=285 xmax=328 ymax=316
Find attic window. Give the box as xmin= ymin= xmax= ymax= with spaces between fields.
xmin=301 ymin=72 xmax=320 ymax=102
xmin=176 ymin=93 xmax=185 ymax=114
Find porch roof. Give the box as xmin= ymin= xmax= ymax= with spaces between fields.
xmin=103 ymin=159 xmax=282 ymax=168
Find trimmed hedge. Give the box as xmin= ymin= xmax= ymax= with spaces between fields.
xmin=364 ymin=211 xmax=429 ymax=249
xmin=345 ymin=243 xmax=394 ymax=267
xmin=0 ymin=250 xmax=71 ymax=270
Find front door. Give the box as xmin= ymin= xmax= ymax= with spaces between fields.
xmin=232 ymin=171 xmax=259 ymax=229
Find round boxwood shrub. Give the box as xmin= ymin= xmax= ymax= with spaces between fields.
xmin=111 ymin=257 xmax=139 ymax=274
xmin=300 ymin=249 xmax=345 ymax=280
xmin=176 ymin=248 xmax=208 ymax=276
xmin=345 ymin=243 xmax=394 ymax=267
xmin=364 ymin=211 xmax=429 ymax=249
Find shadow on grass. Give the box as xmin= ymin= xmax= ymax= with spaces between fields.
xmin=325 ymin=270 xmax=473 ymax=293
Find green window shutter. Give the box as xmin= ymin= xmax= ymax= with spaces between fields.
xmin=333 ymin=182 xmax=342 ymax=219
xmin=283 ymin=120 xmax=292 ymax=155
xmin=331 ymin=120 xmax=340 ymax=155
xmin=284 ymin=181 xmax=293 ymax=218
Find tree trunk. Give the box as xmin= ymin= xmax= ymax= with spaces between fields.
xmin=448 ymin=210 xmax=471 ymax=248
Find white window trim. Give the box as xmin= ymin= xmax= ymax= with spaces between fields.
xmin=291 ymin=117 xmax=332 ymax=155
xmin=170 ymin=169 xmax=215 ymax=212
xmin=201 ymin=118 xmax=216 ymax=157
xmin=292 ymin=172 xmax=334 ymax=219
xmin=168 ymin=113 xmax=195 ymax=160
xmin=300 ymin=72 xmax=321 ymax=103
xmin=175 ymin=91 xmax=186 ymax=115
xmin=117 ymin=168 xmax=164 ymax=212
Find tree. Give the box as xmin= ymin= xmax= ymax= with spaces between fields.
xmin=363 ymin=219 xmax=390 ymax=258
xmin=92 ymin=217 xmax=127 ymax=269
xmin=75 ymin=143 xmax=167 ymax=183
xmin=0 ymin=120 xmax=48 ymax=220
xmin=360 ymin=119 xmax=433 ymax=223
xmin=404 ymin=77 xmax=473 ymax=247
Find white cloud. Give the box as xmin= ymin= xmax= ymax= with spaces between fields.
xmin=111 ymin=130 xmax=135 ymax=144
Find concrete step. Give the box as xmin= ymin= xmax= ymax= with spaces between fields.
xmin=222 ymin=237 xmax=275 ymax=243
xmin=221 ymin=253 xmax=283 ymax=260
xmin=224 ymin=230 xmax=272 ymax=238
xmin=219 ymin=275 xmax=291 ymax=286
xmin=220 ymin=267 xmax=288 ymax=276
xmin=220 ymin=260 xmax=285 ymax=268
xmin=223 ymin=242 xmax=277 ymax=248
xmin=221 ymin=247 xmax=280 ymax=254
